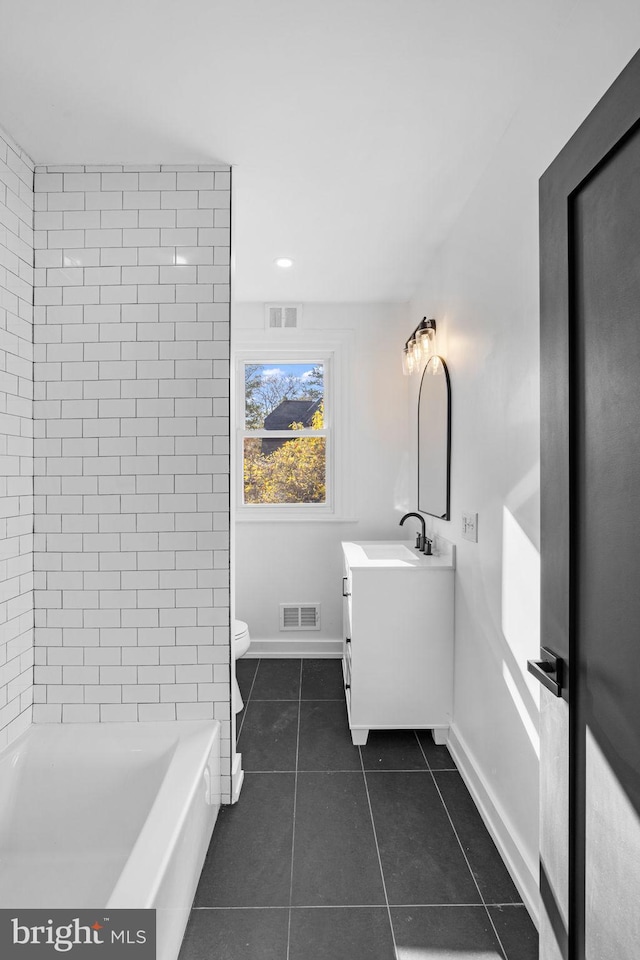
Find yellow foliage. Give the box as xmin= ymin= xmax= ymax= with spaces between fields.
xmin=244 ymin=404 xmax=326 ymax=504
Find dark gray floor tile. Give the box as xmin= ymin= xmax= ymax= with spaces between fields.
xmin=179 ymin=908 xmax=288 ymax=960
xmin=289 ymin=907 xmax=396 ymax=960
xmin=297 ymin=700 xmax=361 ymax=771
xmin=251 ymin=659 xmax=301 ymax=700
xmin=291 ymin=772 xmax=385 ymax=906
xmin=434 ymin=771 xmax=522 ymax=903
xmin=194 ymin=773 xmax=295 ymax=907
xmin=360 ymin=730 xmax=429 ymax=771
xmin=236 ymin=658 xmax=259 ymax=701
xmin=366 ymin=772 xmax=481 ymax=905
xmin=237 ymin=700 xmax=299 ymax=771
xmin=301 ymin=659 xmax=345 ymax=699
xmin=488 ymin=905 xmax=538 ymax=960
xmin=392 ymin=906 xmax=503 ymax=959
xmin=415 ymin=730 xmax=456 ymax=769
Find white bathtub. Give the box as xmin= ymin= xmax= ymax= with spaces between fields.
xmin=0 ymin=720 xmax=221 ymax=960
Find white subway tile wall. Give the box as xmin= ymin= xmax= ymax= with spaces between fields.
xmin=33 ymin=165 xmax=232 ymax=799
xmin=0 ymin=129 xmax=35 ymax=750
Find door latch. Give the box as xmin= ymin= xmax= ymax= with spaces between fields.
xmin=527 ymin=647 xmax=563 ymax=697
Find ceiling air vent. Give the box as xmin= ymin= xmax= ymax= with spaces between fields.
xmin=265 ymin=303 xmax=302 ymax=329
xmin=279 ymin=603 xmax=320 ymax=631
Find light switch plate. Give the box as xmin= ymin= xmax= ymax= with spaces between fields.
xmin=462 ymin=512 xmax=478 ymax=542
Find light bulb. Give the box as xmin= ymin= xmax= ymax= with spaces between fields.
xmin=408 ymin=337 xmax=418 ymax=372
xmin=402 ymin=346 xmax=411 ymax=376
xmin=417 ymin=327 xmax=433 ymax=362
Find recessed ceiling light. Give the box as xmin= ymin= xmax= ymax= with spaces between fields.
xmin=275 ymin=257 xmax=294 ymax=268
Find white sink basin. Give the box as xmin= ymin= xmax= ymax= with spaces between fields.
xmin=341 ymin=540 xmax=455 ymax=570
xmin=359 ymin=543 xmax=418 ymax=561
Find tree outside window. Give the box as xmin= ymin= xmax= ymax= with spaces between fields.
xmin=241 ymin=362 xmax=328 ymax=505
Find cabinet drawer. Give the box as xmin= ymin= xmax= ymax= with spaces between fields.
xmin=342 ymin=594 xmax=352 ymax=636
xmin=342 ymin=654 xmax=352 ymax=694
xmin=344 ymin=641 xmax=352 ymax=686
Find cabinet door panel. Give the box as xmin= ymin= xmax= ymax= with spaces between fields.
xmin=347 ymin=566 xmax=453 ymax=729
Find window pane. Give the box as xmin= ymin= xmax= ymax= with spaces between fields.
xmin=244 ymin=363 xmax=324 ymax=429
xmin=243 ymin=436 xmax=326 ymax=504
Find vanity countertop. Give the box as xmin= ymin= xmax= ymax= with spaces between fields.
xmin=341 ymin=539 xmax=455 ymax=570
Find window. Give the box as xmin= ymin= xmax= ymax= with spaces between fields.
xmin=234 ymin=333 xmax=352 ymax=521
xmin=239 ymin=358 xmax=330 ymax=510
xmin=236 ymin=349 xmax=336 ymax=519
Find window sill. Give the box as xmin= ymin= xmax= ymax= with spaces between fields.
xmin=235 ymin=514 xmax=359 ymax=523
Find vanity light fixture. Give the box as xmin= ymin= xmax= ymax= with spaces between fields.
xmin=274 ymin=257 xmax=294 ymax=268
xmin=402 ymin=318 xmax=437 ymax=375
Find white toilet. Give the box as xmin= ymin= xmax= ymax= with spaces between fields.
xmin=232 ymin=619 xmax=251 ymax=712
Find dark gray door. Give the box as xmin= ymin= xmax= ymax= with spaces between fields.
xmin=539 ymin=49 xmax=640 ymax=960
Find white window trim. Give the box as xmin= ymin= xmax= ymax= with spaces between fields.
xmin=234 ymin=337 xmax=352 ymax=521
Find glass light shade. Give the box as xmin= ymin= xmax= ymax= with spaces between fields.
xmin=408 ymin=337 xmax=418 ymax=372
xmin=402 ymin=346 xmax=411 ymax=376
xmin=417 ymin=327 xmax=435 ymax=362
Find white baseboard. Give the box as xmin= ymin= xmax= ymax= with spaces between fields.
xmin=447 ymin=724 xmax=540 ymax=928
xmin=244 ymin=637 xmax=343 ymax=658
xmin=231 ymin=752 xmax=244 ymax=804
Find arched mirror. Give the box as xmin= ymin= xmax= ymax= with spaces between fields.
xmin=418 ymin=357 xmax=451 ymax=519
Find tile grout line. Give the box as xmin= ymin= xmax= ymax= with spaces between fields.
xmin=235 ymin=658 xmax=260 ymax=741
xmin=413 ymin=732 xmax=511 ymax=960
xmin=192 ymin=902 xmax=521 ymax=911
xmin=285 ymin=659 xmax=303 ymax=960
xmin=243 ymin=768 xmax=454 ymax=774
xmin=358 ymin=746 xmax=400 ymax=960
xmin=249 ymin=697 xmax=345 ymax=702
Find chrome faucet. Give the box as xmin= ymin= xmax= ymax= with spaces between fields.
xmin=399 ymin=512 xmax=432 ymax=555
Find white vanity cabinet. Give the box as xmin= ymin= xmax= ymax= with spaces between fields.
xmin=341 ymin=540 xmax=455 ymax=746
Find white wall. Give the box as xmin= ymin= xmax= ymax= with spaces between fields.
xmin=234 ymin=302 xmax=409 ymax=653
xmin=407 ymin=0 xmax=640 ymax=909
xmin=0 ymin=128 xmax=34 ymax=750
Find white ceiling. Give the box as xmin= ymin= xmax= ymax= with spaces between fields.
xmin=0 ymin=0 xmax=574 ymax=302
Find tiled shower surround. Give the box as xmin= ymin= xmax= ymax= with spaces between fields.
xmin=31 ymin=164 xmax=233 ymax=798
xmin=0 ymin=129 xmax=34 ymax=750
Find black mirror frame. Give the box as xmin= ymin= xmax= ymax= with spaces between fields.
xmin=417 ymin=356 xmax=451 ymax=520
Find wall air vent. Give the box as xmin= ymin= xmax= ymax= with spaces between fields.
xmin=265 ymin=303 xmax=302 ymax=329
xmin=279 ymin=603 xmax=321 ymax=631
